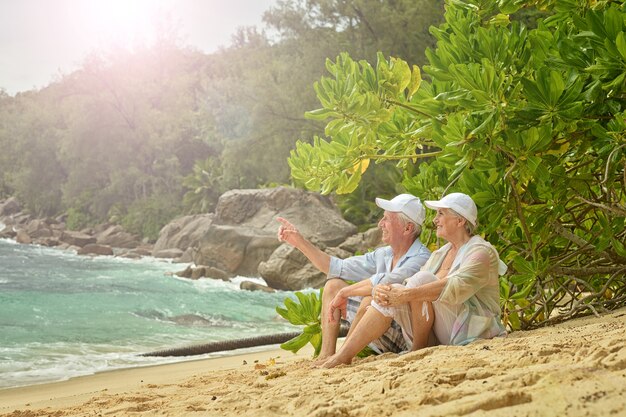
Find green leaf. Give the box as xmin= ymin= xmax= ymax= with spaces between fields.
xmin=305 ymin=108 xmax=338 ymax=120
xmin=616 ymin=32 xmax=626 ymax=60
xmin=280 ymin=332 xmax=312 ymax=354
xmin=472 ymin=191 xmax=493 ymax=206
xmin=407 ymin=65 xmax=422 ymax=98
xmin=512 ymin=257 xmax=535 ymax=275
xmin=613 ymin=238 xmax=626 ymax=258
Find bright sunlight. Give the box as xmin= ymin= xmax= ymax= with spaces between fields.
xmin=71 ymin=0 xmax=175 ymax=49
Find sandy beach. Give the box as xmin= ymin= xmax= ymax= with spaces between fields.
xmin=1 ymin=307 xmax=625 ymax=417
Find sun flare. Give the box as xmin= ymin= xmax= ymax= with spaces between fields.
xmin=71 ymin=0 xmax=174 ymax=49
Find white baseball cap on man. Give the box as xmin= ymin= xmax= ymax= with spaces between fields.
xmin=424 ymin=192 xmax=478 ymax=226
xmin=375 ymin=194 xmax=426 ymax=225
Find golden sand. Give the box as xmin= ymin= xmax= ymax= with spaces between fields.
xmin=1 ymin=307 xmax=625 ymax=416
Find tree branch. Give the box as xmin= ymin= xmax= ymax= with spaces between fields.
xmin=361 ymin=150 xmax=441 ymax=160
xmin=574 ymin=195 xmax=626 ymax=217
xmin=549 ymin=266 xmax=626 ymax=276
xmin=507 ymin=176 xmax=534 ymax=252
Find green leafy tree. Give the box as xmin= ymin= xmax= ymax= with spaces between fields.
xmin=182 ymin=157 xmax=224 ymax=213
xmin=288 ymin=0 xmax=626 ymax=330
xmin=189 ymin=0 xmax=445 ymax=199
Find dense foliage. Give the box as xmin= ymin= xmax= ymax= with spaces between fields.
xmin=0 ymin=0 xmax=444 ymax=240
xmin=289 ymin=0 xmax=626 ymax=329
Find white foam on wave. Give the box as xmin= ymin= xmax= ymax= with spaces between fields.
xmin=180 ymin=274 xmax=285 ymax=294
xmin=0 ymin=339 xmax=285 ymax=389
xmin=231 ymin=276 xmax=269 ymax=286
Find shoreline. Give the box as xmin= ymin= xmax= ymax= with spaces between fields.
xmin=0 ymin=342 xmax=294 ymax=391
xmin=1 ymin=308 xmax=625 ymax=416
xmin=0 ymin=345 xmax=313 ymax=412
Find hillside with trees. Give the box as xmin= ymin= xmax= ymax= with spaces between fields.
xmin=0 ymin=0 xmax=444 ymax=240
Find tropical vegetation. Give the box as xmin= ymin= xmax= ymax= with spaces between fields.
xmin=288 ymin=0 xmax=626 ymax=329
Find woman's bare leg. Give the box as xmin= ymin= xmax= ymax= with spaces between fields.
xmin=321 ymin=307 xmax=392 ymax=368
xmin=409 ymin=301 xmax=434 ymax=350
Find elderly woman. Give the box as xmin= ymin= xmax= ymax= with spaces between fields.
xmin=321 ymin=193 xmax=507 ymax=368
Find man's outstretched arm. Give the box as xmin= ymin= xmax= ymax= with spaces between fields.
xmin=277 ymin=217 xmax=330 ymax=274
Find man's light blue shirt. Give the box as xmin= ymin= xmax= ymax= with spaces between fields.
xmin=328 ymin=238 xmax=431 ymax=286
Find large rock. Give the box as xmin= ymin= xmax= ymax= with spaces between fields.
xmin=95 ymin=225 xmax=141 ymax=249
xmin=338 ymin=227 xmax=383 ymax=253
xmin=240 ymin=281 xmax=275 ymax=293
xmin=25 ymin=219 xmax=53 ymax=239
xmin=0 ymin=197 xmax=21 ymax=216
xmin=60 ymin=231 xmax=96 ymax=247
xmin=153 ymin=248 xmax=184 ymax=259
xmin=194 ymin=224 xmax=279 ymax=277
xmin=78 ymin=244 xmax=114 ymax=256
xmin=0 ymin=225 xmax=16 ymax=239
xmin=258 ymin=244 xmax=328 ymax=290
xmin=15 ymin=230 xmax=32 ymax=245
xmin=259 ymin=228 xmax=380 ymax=291
xmin=35 ymin=237 xmax=60 ymax=247
xmin=192 ymin=187 xmax=357 ymax=279
xmin=152 ymin=214 xmax=214 ymax=254
xmin=214 ymin=187 xmax=355 ymax=246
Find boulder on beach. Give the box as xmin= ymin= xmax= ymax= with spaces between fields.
xmin=174 ymin=265 xmax=231 ymax=281
xmin=60 ymin=231 xmax=97 ymax=247
xmin=15 ymin=230 xmax=32 ymax=245
xmin=338 ymin=227 xmax=383 ymax=253
xmin=153 ymin=248 xmax=184 ymax=259
xmin=0 ymin=225 xmax=16 ymax=239
xmin=95 ymin=225 xmax=141 ymax=249
xmin=77 ymin=243 xmax=114 ymax=256
xmin=239 ymin=281 xmax=275 ymax=293
xmin=258 ymin=244 xmax=327 ymax=290
xmin=153 ymin=214 xmax=214 ymax=254
xmin=258 ymin=227 xmax=383 ymax=291
xmin=25 ymin=219 xmax=53 ymax=239
xmin=0 ymin=197 xmax=21 ymax=216
xmin=192 ymin=187 xmax=357 ymax=280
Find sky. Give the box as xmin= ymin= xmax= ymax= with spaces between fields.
xmin=0 ymin=0 xmax=276 ymax=95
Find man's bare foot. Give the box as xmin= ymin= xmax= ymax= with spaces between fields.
xmin=319 ymin=354 xmax=351 ymax=369
xmin=310 ymin=354 xmax=333 ymax=367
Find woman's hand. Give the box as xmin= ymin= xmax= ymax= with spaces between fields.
xmin=327 ymin=291 xmax=348 ymax=323
xmin=375 ymin=284 xmax=409 ymax=307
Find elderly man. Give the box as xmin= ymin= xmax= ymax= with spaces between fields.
xmin=277 ymin=193 xmax=430 ymax=361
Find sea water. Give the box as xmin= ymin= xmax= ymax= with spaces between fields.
xmin=0 ymin=237 xmax=300 ymax=389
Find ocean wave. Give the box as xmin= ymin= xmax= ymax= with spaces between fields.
xmin=0 ymin=340 xmax=288 ymax=389
xmin=132 ymin=310 xmax=236 ymax=328
xmin=0 ymin=239 xmax=298 ymax=390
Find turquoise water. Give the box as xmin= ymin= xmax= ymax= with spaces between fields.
xmin=0 ymin=237 xmax=298 ymax=389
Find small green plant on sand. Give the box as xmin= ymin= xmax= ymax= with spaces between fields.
xmin=277 ymin=289 xmax=376 ymax=358
xmin=276 ymin=290 xmax=323 ymax=357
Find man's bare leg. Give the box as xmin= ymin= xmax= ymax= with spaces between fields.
xmin=316 ymin=278 xmax=349 ymax=362
xmin=409 ymin=300 xmax=434 ymax=350
xmin=345 ymin=296 xmax=371 ymax=339
xmin=321 ymin=307 xmax=392 ymax=368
